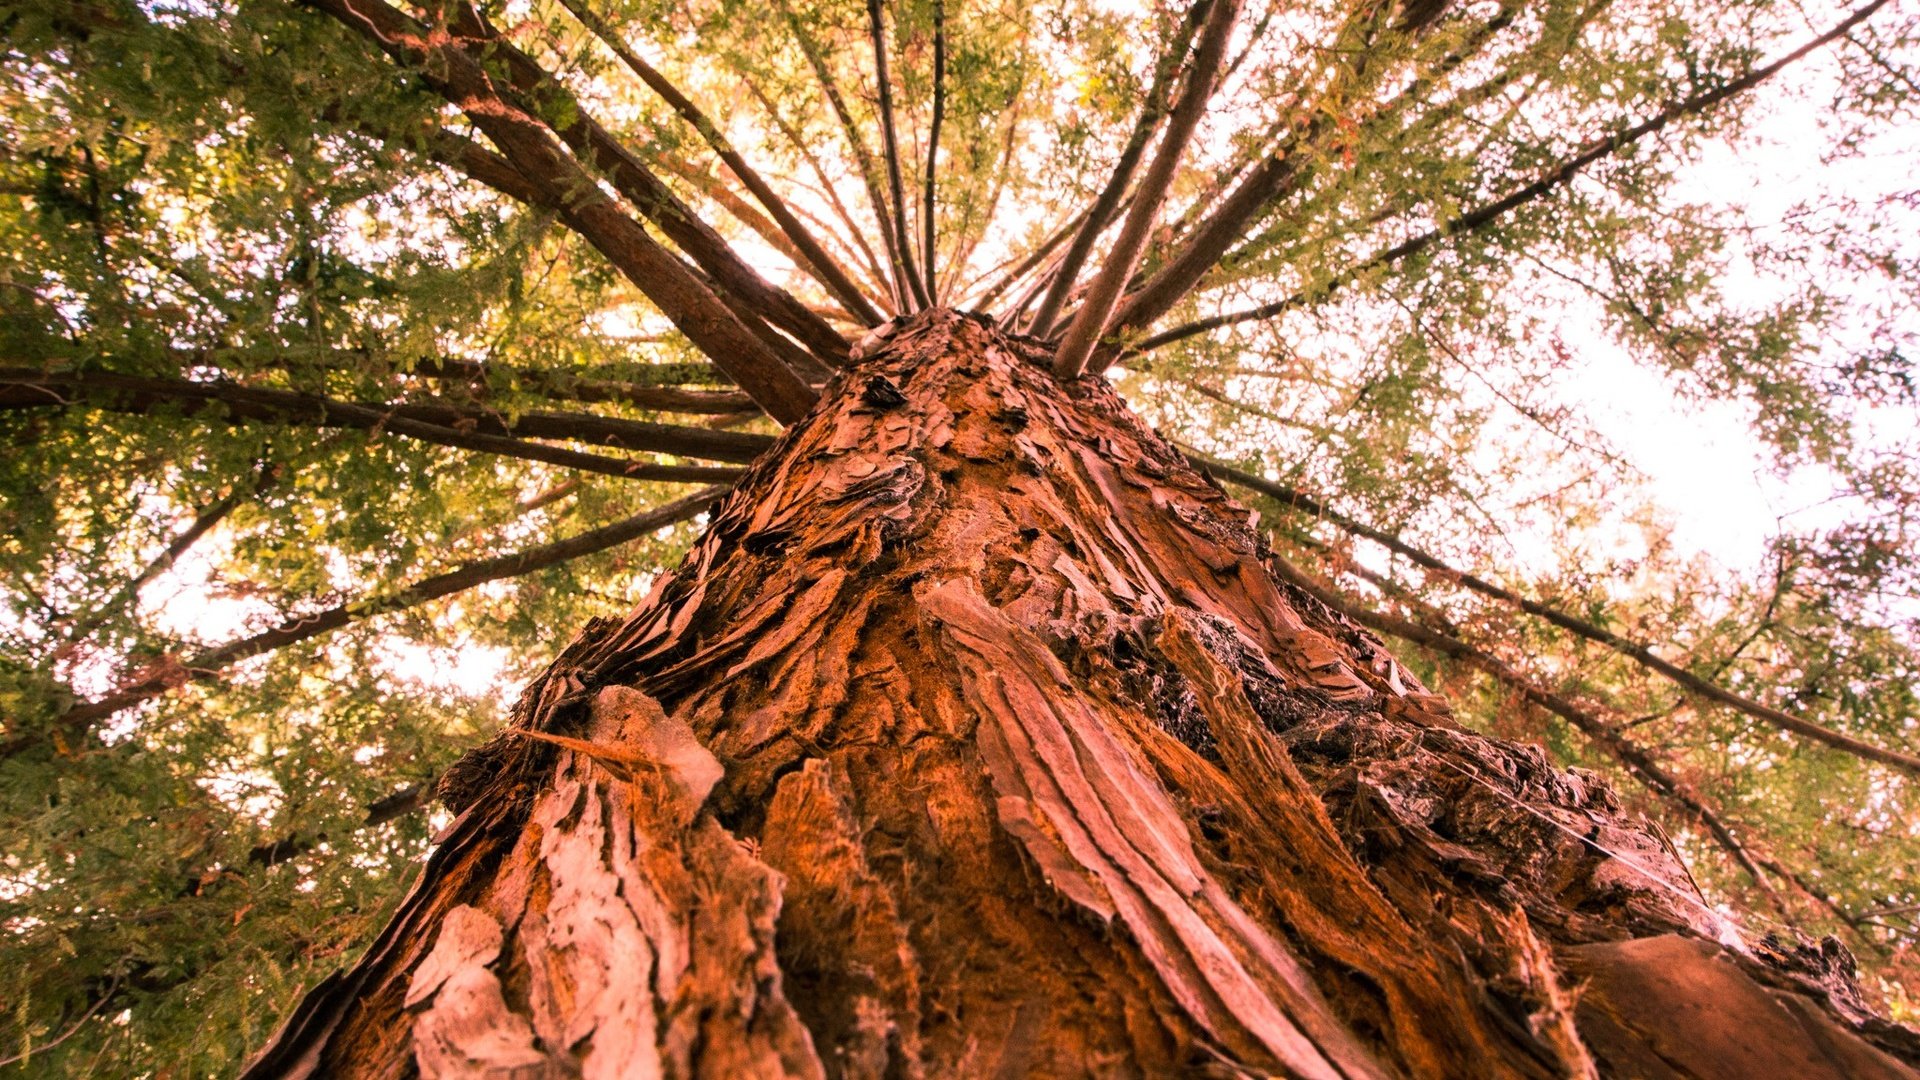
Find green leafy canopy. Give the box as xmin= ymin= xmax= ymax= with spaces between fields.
xmin=1 ymin=0 xmax=1917 ymax=1070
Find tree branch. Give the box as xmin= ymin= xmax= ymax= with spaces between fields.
xmin=30 ymin=487 xmax=729 ymax=749
xmin=1094 ymin=15 xmax=1390 ymax=345
xmin=441 ymin=1 xmax=849 ymax=369
xmin=1199 ymin=456 xmax=1920 ymax=776
xmin=398 ymin=356 xmax=760 ymax=415
xmin=1123 ymin=0 xmax=1891 ymax=354
xmin=59 ymin=459 xmax=281 ymax=647
xmin=0 ymin=368 xmax=762 ymax=479
xmin=1053 ymin=0 xmax=1243 ymax=378
xmin=1029 ymin=0 xmax=1208 ymax=338
xmin=868 ymin=0 xmax=931 ymax=310
xmin=249 ymin=780 xmax=434 ymax=868
xmin=735 ymin=70 xmax=898 ymax=315
xmin=969 ymin=203 xmax=1096 ymax=311
xmin=553 ymin=0 xmax=884 ymax=327
xmin=303 ymin=0 xmax=820 ymax=422
xmin=1266 ymin=551 xmax=1780 ymax=898
xmin=413 ymin=126 xmax=547 ymax=206
xmin=922 ymin=0 xmax=946 ymax=301
xmin=777 ymin=0 xmax=913 ymax=311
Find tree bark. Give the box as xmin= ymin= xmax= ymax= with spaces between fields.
xmin=244 ymin=311 xmax=1919 ymax=1079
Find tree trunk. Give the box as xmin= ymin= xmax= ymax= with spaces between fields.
xmin=243 ymin=310 xmax=1920 ymax=1079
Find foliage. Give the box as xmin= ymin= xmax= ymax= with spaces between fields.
xmin=0 ymin=0 xmax=1916 ymax=1070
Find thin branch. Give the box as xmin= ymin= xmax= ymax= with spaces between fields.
xmin=1125 ymin=0 xmax=1893 ymax=353
xmin=747 ymin=90 xmax=900 ymax=311
xmin=1267 ymin=551 xmax=1780 ymax=898
xmin=1030 ymin=0 xmax=1209 ymax=337
xmin=60 ymin=459 xmax=281 ymax=646
xmin=1005 ymin=235 xmax=1083 ymax=327
xmin=1128 ymin=271 xmax=1306 ymax=355
xmin=968 ymin=203 xmax=1096 ymax=311
xmin=650 ymin=151 xmax=816 ymax=277
xmin=943 ymin=84 xmax=1026 ymax=303
xmin=250 ymin=780 xmax=435 ymax=867
xmin=1053 ymin=0 xmax=1244 ymax=378
xmin=30 ymin=487 xmax=728 ymax=749
xmin=1190 ymin=0 xmax=1541 ymax=286
xmin=0 ymin=973 xmax=122 ymax=1069
xmin=304 ymin=0 xmax=818 ymax=422
xmin=553 ymin=0 xmax=884 ymax=326
xmin=868 ymin=0 xmax=931 ymax=310
xmin=1200 ymin=456 xmax=1920 ymax=776
xmin=922 ymin=0 xmax=946 ymax=301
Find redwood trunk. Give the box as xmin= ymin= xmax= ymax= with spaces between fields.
xmin=245 ymin=311 xmax=1919 ymax=1079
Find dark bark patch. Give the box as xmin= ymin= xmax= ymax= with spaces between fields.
xmin=860 ymin=374 xmax=909 ymax=409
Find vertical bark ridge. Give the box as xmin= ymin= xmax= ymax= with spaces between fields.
xmin=247 ymin=311 xmax=1920 ymax=1079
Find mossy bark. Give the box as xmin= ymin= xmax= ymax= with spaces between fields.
xmin=245 ymin=310 xmax=1919 ymax=1079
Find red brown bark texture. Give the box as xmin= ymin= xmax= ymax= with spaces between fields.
xmin=245 ymin=310 xmax=1920 ymax=1079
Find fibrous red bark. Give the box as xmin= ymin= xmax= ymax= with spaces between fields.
xmin=245 ymin=310 xmax=1920 ymax=1079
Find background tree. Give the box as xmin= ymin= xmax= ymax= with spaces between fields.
xmin=0 ymin=0 xmax=1916 ymax=1073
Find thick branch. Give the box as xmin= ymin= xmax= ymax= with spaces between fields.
xmin=777 ymin=0 xmax=912 ymax=310
xmin=1202 ymin=457 xmax=1920 ymax=776
xmin=441 ymin=2 xmax=848 ymax=369
xmin=36 ymin=487 xmax=728 ymax=747
xmin=1097 ymin=47 xmax=1378 ymax=340
xmin=415 ymin=127 xmax=546 ymax=205
xmin=0 ymin=368 xmax=762 ymax=478
xmin=304 ymin=0 xmax=819 ymax=422
xmin=1029 ymin=0 xmax=1208 ymax=337
xmin=553 ymin=0 xmax=883 ymax=327
xmin=388 ymin=112 xmax=842 ymax=373
xmin=1053 ymin=0 xmax=1243 ymax=379
xmin=868 ymin=0 xmax=931 ymax=310
xmin=400 ymin=356 xmax=759 ymax=415
xmin=923 ymin=0 xmax=946 ymax=301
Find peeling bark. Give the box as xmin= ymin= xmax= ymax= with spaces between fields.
xmin=247 ymin=310 xmax=1919 ymax=1079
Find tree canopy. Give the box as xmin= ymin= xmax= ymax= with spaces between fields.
xmin=1 ymin=0 xmax=1917 ymax=1071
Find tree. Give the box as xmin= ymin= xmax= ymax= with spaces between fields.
xmin=1 ymin=0 xmax=1917 ymax=1074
